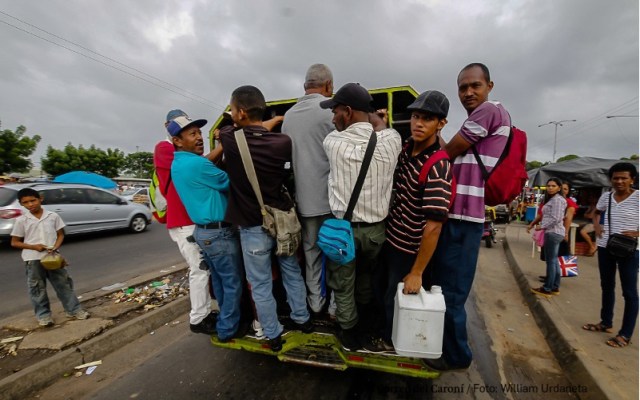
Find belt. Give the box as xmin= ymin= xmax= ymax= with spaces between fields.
xmin=196 ymin=221 xmax=231 ymax=229
xmin=350 ymin=221 xmax=380 ymax=228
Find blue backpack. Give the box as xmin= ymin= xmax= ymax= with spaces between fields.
xmin=317 ymin=219 xmax=356 ymax=265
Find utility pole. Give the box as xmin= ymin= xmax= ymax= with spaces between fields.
xmin=538 ymin=120 xmax=576 ymax=162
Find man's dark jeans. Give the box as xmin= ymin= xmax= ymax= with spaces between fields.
xmin=597 ymin=247 xmax=639 ymax=339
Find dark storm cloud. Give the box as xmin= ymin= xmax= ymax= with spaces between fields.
xmin=0 ymin=0 xmax=637 ymax=168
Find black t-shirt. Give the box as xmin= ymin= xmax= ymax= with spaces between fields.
xmin=220 ymin=125 xmax=294 ymax=227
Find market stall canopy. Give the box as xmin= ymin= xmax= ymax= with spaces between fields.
xmin=53 ymin=171 xmax=117 ymax=189
xmin=528 ymin=157 xmax=639 ymax=188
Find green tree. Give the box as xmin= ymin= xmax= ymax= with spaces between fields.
xmin=122 ymin=152 xmax=154 ymax=179
xmin=556 ymin=154 xmax=579 ymax=163
xmin=0 ymin=123 xmax=41 ymax=174
xmin=620 ymin=154 xmax=639 ymax=160
xmin=41 ymin=143 xmax=125 ymax=177
xmin=526 ymin=160 xmax=549 ymax=171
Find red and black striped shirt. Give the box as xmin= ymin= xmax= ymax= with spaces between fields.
xmin=386 ymin=140 xmax=453 ymax=255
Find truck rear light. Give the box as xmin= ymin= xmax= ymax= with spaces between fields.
xmin=0 ymin=209 xmax=22 ymax=219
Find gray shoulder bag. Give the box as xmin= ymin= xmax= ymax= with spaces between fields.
xmin=234 ymin=129 xmax=301 ymax=257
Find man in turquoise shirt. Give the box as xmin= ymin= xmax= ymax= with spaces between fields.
xmin=168 ymin=114 xmax=244 ymax=342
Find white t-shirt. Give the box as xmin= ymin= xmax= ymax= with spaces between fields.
xmin=11 ymin=210 xmax=66 ymax=261
xmin=595 ymin=190 xmax=639 ymax=249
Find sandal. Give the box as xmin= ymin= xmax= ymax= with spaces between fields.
xmin=582 ymin=323 xmax=612 ymax=333
xmin=606 ymin=335 xmax=630 ymax=348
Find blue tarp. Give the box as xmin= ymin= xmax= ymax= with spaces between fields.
xmin=53 ymin=171 xmax=117 ymax=189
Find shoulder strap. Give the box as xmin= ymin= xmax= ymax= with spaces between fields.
xmin=344 ymin=129 xmax=377 ymax=222
xmin=418 ymin=150 xmax=449 ymax=185
xmin=164 ymin=172 xmax=172 ymax=195
xmin=234 ymin=129 xmax=266 ymax=211
xmin=607 ymin=192 xmax=612 ymax=233
xmin=471 ymin=126 xmax=514 ymax=181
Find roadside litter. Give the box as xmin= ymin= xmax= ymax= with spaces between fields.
xmin=108 ymin=273 xmax=189 ymax=310
xmin=0 ymin=336 xmax=23 ymax=357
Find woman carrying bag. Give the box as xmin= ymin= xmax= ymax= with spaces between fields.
xmin=583 ymin=162 xmax=639 ymax=348
xmin=528 ymin=178 xmax=566 ymax=297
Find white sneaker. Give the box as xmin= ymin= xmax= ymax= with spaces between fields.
xmin=67 ymin=309 xmax=90 ymax=320
xmin=250 ymin=319 xmax=265 ymax=339
xmin=38 ymin=315 xmax=54 ymax=327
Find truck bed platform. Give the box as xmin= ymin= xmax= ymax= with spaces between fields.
xmin=210 ymin=329 xmax=440 ymax=379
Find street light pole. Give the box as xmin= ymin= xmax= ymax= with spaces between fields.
xmin=538 ymin=120 xmax=577 ymax=162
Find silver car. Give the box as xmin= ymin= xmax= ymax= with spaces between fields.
xmin=0 ymin=183 xmax=152 ymax=242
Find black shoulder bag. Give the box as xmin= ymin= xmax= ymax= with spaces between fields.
xmin=605 ymin=192 xmax=638 ymax=259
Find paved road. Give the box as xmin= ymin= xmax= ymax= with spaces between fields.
xmin=0 ymin=223 xmax=183 ymax=319
xmin=34 ymin=228 xmax=574 ymax=400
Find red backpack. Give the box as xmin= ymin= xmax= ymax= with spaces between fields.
xmin=418 ymin=149 xmax=457 ymax=210
xmin=471 ymin=126 xmax=528 ymax=206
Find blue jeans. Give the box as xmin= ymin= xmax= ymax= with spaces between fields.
xmin=194 ymin=226 xmax=243 ymax=340
xmin=430 ymin=219 xmax=483 ymax=368
xmin=597 ymin=247 xmax=639 ymax=339
xmin=25 ymin=260 xmax=81 ymax=319
xmin=543 ymin=232 xmax=564 ymax=292
xmin=239 ymin=226 xmax=310 ymax=339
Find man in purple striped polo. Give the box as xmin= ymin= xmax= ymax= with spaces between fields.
xmin=426 ymin=63 xmax=511 ymax=371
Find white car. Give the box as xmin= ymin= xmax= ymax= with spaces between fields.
xmin=120 ymin=187 xmax=150 ymax=207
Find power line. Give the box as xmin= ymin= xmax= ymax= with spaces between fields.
xmin=0 ymin=12 xmax=226 ymax=111
xmin=527 ymin=96 xmax=639 ymax=154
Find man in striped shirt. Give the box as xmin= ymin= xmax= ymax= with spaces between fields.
xmin=427 ymin=63 xmax=511 ymax=371
xmin=382 ymin=90 xmax=453 ymax=345
xmin=320 ymin=83 xmax=402 ymax=350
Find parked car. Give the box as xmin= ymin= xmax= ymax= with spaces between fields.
xmin=493 ymin=204 xmax=510 ymax=224
xmin=120 ymin=187 xmax=150 ymax=207
xmin=0 ymin=183 xmax=152 ymax=243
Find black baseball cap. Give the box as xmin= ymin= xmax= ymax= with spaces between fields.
xmin=407 ymin=90 xmax=449 ymax=118
xmin=319 ymin=82 xmax=374 ymax=113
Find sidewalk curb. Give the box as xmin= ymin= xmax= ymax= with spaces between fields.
xmin=0 ymin=295 xmax=190 ymax=400
xmin=503 ymin=227 xmax=608 ymax=400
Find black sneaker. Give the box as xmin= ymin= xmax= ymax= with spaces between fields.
xmin=293 ymin=318 xmax=314 ymax=333
xmin=269 ymin=335 xmax=284 ymax=352
xmin=338 ymin=328 xmax=361 ymax=351
xmin=218 ymin=319 xmax=251 ymax=343
xmin=190 ymin=317 xmax=217 ymax=335
xmin=360 ymin=336 xmax=394 ymax=354
xmin=203 ymin=311 xmax=219 ymax=325
xmin=423 ymin=357 xmax=470 ymax=372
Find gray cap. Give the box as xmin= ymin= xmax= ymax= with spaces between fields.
xmin=407 ymin=90 xmax=449 ymax=118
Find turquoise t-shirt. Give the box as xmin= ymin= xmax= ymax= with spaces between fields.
xmin=171 ymin=151 xmax=229 ymax=225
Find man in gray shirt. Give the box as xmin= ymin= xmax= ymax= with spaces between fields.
xmin=281 ymin=64 xmax=335 ymax=317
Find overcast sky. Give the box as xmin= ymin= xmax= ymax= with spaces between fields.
xmin=1 ymin=0 xmax=638 ymax=172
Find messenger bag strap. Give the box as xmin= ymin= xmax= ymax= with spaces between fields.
xmin=343 ymin=129 xmax=377 ymax=222
xmin=234 ymin=129 xmax=266 ymax=212
xmin=607 ymin=192 xmax=612 ymax=236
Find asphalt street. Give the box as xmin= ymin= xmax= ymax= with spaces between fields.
xmin=32 ymin=227 xmax=575 ymax=400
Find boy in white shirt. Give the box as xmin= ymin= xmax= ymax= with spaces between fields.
xmin=11 ymin=188 xmax=89 ymax=326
